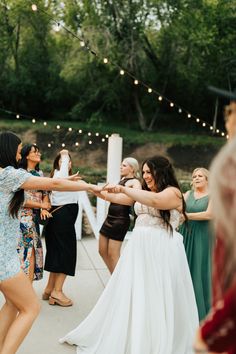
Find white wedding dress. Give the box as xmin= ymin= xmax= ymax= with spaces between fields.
xmin=60 ymin=203 xmax=199 ymax=354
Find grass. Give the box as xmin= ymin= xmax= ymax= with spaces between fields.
xmin=0 ymin=118 xmax=226 ymax=147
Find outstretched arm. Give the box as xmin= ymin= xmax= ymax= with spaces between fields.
xmin=21 ymin=176 xmax=101 ymax=193
xmin=106 ymin=185 xmax=183 ymax=211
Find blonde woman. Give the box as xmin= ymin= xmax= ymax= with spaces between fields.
xmin=179 ymin=167 xmax=213 ymax=321
xmin=99 ymin=157 xmax=141 ymax=273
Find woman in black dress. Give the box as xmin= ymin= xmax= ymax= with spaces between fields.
xmin=99 ymin=157 xmax=141 ymax=273
xmin=43 ymin=150 xmax=79 ymax=306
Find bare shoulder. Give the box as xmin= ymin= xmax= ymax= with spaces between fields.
xmin=125 ymin=178 xmax=142 ymax=189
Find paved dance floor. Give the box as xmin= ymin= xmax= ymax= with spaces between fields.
xmin=0 ymin=237 xmax=110 ymax=354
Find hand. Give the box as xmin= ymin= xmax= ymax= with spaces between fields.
xmin=41 ymin=201 xmax=51 ymax=210
xmin=40 ymin=209 xmax=52 ymax=220
xmin=103 ymin=184 xmax=123 ymax=193
xmin=60 ymin=149 xmax=69 ymax=156
xmin=67 ymin=172 xmax=82 ymax=181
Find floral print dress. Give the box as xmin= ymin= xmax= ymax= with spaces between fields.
xmin=17 ymin=170 xmax=47 ymax=281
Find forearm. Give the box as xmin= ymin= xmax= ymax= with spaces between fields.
xmin=95 ymin=190 xmax=133 ymax=206
xmin=22 ymin=176 xmax=91 ymax=192
xmin=120 ymin=186 xmax=158 ymax=207
xmin=187 ymin=211 xmax=212 ymax=221
xmin=23 ymin=200 xmax=42 ymax=209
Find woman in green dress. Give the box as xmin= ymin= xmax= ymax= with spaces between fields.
xmin=179 ymin=167 xmax=213 ymax=321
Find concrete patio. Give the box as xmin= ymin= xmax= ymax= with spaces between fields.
xmin=0 ymin=237 xmax=111 ymax=354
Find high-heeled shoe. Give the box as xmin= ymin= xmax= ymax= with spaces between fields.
xmin=42 ymin=292 xmax=51 ymax=301
xmin=48 ymin=296 xmax=73 ymax=307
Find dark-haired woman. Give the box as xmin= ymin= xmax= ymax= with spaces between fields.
xmin=60 ymin=156 xmax=198 ymax=354
xmin=17 ymin=144 xmax=51 ymax=282
xmin=0 ymin=131 xmax=101 ymax=354
xmin=43 ymin=149 xmax=79 ymax=307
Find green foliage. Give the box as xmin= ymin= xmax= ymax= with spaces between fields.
xmin=0 ymin=0 xmax=235 ymax=131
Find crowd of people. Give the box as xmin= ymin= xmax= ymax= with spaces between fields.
xmin=0 ymin=90 xmax=236 ymax=354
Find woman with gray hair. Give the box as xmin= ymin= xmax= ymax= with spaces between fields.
xmin=99 ymin=157 xmax=141 ymax=273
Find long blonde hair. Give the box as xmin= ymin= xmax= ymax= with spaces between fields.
xmin=210 ymin=137 xmax=236 ymax=288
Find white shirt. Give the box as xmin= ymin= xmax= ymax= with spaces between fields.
xmin=50 ymin=155 xmax=78 ymax=206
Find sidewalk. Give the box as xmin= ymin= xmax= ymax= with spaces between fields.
xmin=0 ymin=237 xmax=110 ymax=354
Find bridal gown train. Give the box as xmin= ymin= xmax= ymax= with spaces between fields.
xmin=60 ymin=203 xmax=199 ymax=354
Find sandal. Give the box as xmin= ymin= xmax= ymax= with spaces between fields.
xmin=48 ymin=296 xmax=73 ymax=307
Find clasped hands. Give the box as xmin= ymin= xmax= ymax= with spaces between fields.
xmin=102 ymin=183 xmax=123 ymax=194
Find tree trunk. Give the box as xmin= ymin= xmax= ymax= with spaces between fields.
xmin=133 ymin=91 xmax=147 ymax=131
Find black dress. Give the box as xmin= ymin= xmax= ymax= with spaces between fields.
xmin=99 ymin=178 xmax=135 ymax=242
xmin=44 ymin=203 xmax=78 ymax=276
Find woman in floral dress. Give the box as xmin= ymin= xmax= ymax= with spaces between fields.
xmin=17 ymin=144 xmax=51 ymax=281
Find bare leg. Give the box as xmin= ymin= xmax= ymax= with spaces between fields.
xmin=107 ymin=239 xmax=122 ymax=273
xmin=0 ymin=298 xmax=18 ymax=349
xmin=28 ymin=247 xmax=35 ymax=282
xmin=50 ymin=273 xmax=69 ymax=302
xmin=0 ymin=271 xmax=40 ymax=354
xmin=43 ymin=272 xmax=56 ymax=296
xmin=98 ymin=234 xmax=111 ymax=271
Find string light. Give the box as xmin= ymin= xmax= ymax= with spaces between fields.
xmin=187 ymin=114 xmax=191 ymax=118
xmin=88 ymin=132 xmax=91 ymax=136
xmin=43 ymin=122 xmax=47 ymax=126
xmin=28 ymin=3 xmax=227 ymax=139
xmin=216 ymin=129 xmax=220 ymax=133
xmin=221 ymin=132 xmax=225 ymax=136
xmin=32 ymin=118 xmax=36 ymax=123
xmin=78 ymin=129 xmax=82 ymax=133
xmin=75 ymin=142 xmax=79 ymax=146
xmin=105 ymin=134 xmax=109 ymax=138
xmin=56 ymin=125 xmax=60 ymax=129
xmin=62 ymin=143 xmax=65 ymax=147
xmin=68 ymin=127 xmax=72 ymax=132
xmin=95 ymin=132 xmax=99 ymax=136
xmin=102 ymin=138 xmax=105 ymax=142
xmin=16 ymin=114 xmax=20 ymax=119
xmin=88 ymin=140 xmax=92 ymax=144
xmin=31 ymin=4 xmax=37 ymax=11
xmin=48 ymin=143 xmax=51 ymax=147
xmin=210 ymin=126 xmax=213 ymax=130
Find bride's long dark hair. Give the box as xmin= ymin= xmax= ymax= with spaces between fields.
xmin=0 ymin=131 xmax=24 ymax=217
xmin=141 ymin=156 xmax=186 ymax=232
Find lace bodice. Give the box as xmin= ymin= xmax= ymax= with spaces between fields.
xmin=134 ymin=202 xmax=180 ymax=230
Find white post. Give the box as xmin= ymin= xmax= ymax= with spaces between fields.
xmin=74 ymin=133 xmax=123 ymax=240
xmin=106 ymin=133 xmax=123 ymax=183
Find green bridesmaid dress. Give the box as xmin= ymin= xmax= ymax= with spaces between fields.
xmin=179 ymin=190 xmax=213 ymax=321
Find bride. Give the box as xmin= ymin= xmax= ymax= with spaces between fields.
xmin=60 ymin=156 xmax=199 ymax=354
